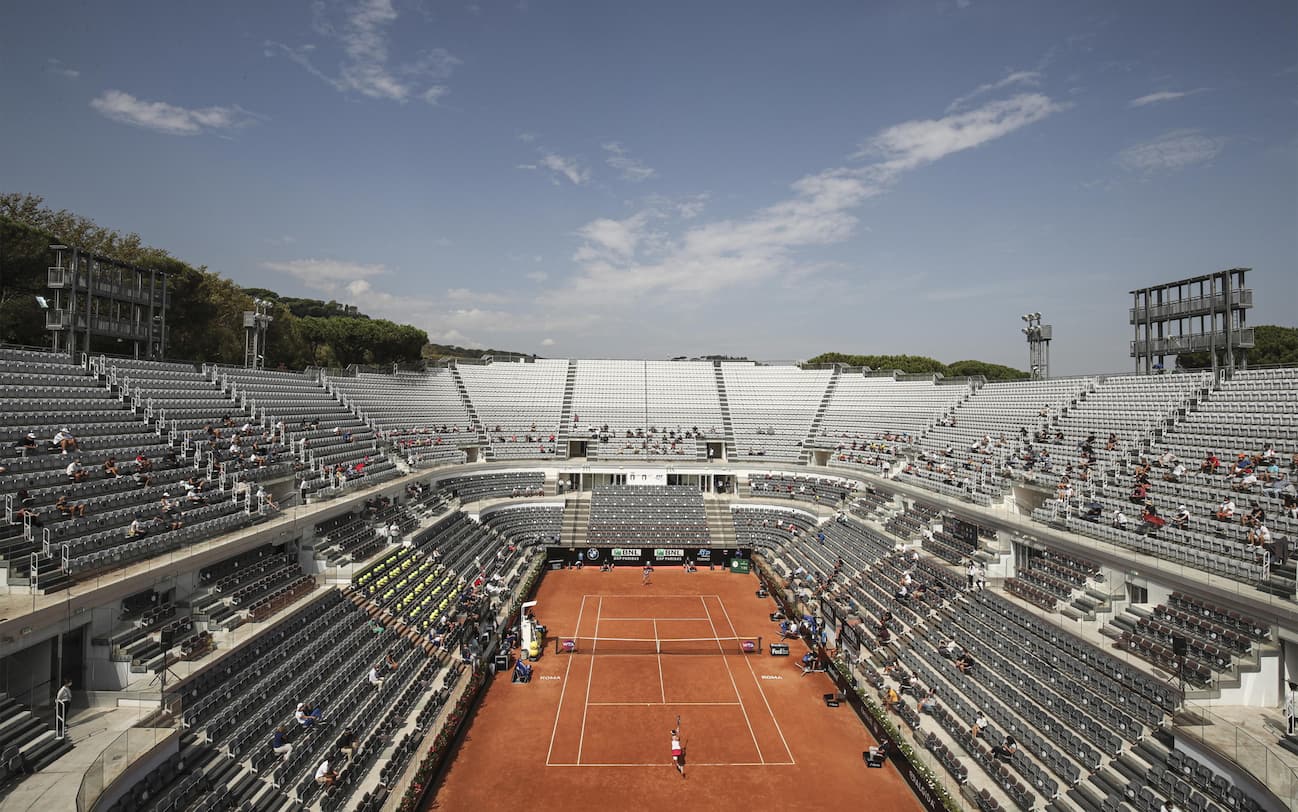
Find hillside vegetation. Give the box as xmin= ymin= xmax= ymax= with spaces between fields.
xmin=1 ymin=193 xmax=427 ymax=367
xmin=807 ymin=352 xmax=1030 ymax=381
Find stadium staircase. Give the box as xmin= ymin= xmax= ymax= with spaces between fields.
xmin=448 ymin=363 xmax=491 ymax=457
xmin=562 ymin=492 xmax=590 ymax=548
xmin=556 ymin=360 xmax=577 ymax=460
xmin=799 ymin=364 xmax=839 ymax=464
xmin=712 ymin=361 xmax=736 ymax=461
xmin=704 ymin=497 xmax=737 ymax=548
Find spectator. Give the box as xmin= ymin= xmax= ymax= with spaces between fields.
xmin=55 ymin=679 xmax=73 ymax=738
xmin=1243 ymin=501 xmax=1265 ymax=528
xmin=918 ymin=688 xmax=938 ymax=713
xmin=1200 ymin=453 xmax=1220 ymax=474
xmin=367 ymin=665 xmax=384 ymax=687
xmin=66 ymin=459 xmax=88 ymax=483
xmin=127 ymin=515 xmax=148 ymax=539
xmin=955 ymin=651 xmax=974 ymax=675
xmin=13 ymin=432 xmax=38 ymax=457
xmin=270 ymin=726 xmax=293 ymax=761
xmin=55 ymin=494 xmax=87 ymax=518
xmin=1215 ymin=498 xmax=1236 ymax=522
xmin=883 ymin=686 xmax=900 ymax=712
xmin=993 ymin=733 xmax=1018 ymax=762
xmin=972 ymin=712 xmax=989 ymax=738
xmin=314 ymin=757 xmax=336 ymax=787
xmin=1248 ymin=523 xmax=1272 ymax=552
xmin=158 ymin=494 xmax=183 ymax=530
xmin=295 ymin=702 xmax=324 ymax=727
xmin=53 ymin=427 xmax=79 ymax=453
xmin=1172 ymin=505 xmax=1190 ymax=530
xmin=337 ymin=727 xmax=358 ymax=760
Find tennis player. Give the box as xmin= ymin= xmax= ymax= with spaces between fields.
xmin=671 ymin=728 xmax=685 ymax=776
xmin=642 ymin=564 xmax=653 ymax=586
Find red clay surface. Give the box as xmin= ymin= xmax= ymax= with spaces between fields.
xmin=428 ymin=568 xmax=922 ymax=812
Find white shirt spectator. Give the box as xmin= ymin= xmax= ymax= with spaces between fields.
xmin=314 ymin=759 xmax=332 ymax=781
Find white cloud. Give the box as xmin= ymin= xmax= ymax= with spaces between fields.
xmin=525 ymin=270 xmax=549 ymax=282
xmin=552 ymin=92 xmax=1065 ymax=306
xmin=946 ymin=71 xmax=1042 ymax=112
xmin=91 ymin=90 xmax=258 ymax=136
xmin=675 ymin=193 xmax=709 ymax=219
xmin=1118 ymin=129 xmax=1224 ymax=172
xmin=541 ymin=338 xmax=556 ymax=347
xmin=602 ymin=142 xmax=657 ymax=182
xmin=445 ymin=287 xmax=509 ymax=304
xmin=1128 ymin=88 xmax=1209 ymax=108
xmin=517 ymin=132 xmax=538 ymax=143
xmin=537 ymin=152 xmax=590 ymax=186
xmin=46 ymin=59 xmax=79 ymax=79
xmin=431 ymin=329 xmax=478 ymax=347
xmin=267 ymin=0 xmax=459 ymax=105
xmin=861 ymin=93 xmax=1065 ymax=171
xmin=260 ymin=257 xmax=387 ymax=293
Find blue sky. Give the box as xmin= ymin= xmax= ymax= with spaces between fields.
xmin=2 ymin=1 xmax=1294 ymax=373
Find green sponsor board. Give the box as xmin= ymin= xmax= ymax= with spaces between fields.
xmin=729 ymin=558 xmax=751 ymax=574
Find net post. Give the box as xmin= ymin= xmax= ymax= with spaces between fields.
xmin=758 ymin=635 xmax=763 ymax=654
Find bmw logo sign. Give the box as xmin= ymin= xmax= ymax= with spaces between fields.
xmin=586 ymin=548 xmax=600 ymax=561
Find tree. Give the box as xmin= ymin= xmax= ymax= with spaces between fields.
xmin=1 ymin=192 xmax=433 ymax=367
xmin=1175 ymin=325 xmax=1298 ymax=370
xmin=807 ymin=351 xmax=1029 ymax=380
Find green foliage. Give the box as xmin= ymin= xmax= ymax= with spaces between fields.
xmin=241 ymin=288 xmax=369 ymax=320
xmin=423 ymin=343 xmax=534 ymax=361
xmin=0 ymin=192 xmax=428 ymax=367
xmin=945 ymin=359 xmax=1031 ymax=381
xmin=1176 ymin=325 xmax=1298 ymax=369
xmin=807 ymin=352 xmax=1029 ymax=381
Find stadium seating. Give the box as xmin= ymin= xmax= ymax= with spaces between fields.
xmin=588 ymin=484 xmax=710 ymax=545
xmin=721 ymin=362 xmax=833 ymax=462
xmin=457 ymin=359 xmax=567 ymax=459
xmin=1 ymin=345 xmax=1294 ymax=812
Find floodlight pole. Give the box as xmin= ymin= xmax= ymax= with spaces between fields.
xmin=1020 ymin=313 xmax=1052 ymax=380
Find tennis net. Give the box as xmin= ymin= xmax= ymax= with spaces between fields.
xmin=554 ymin=635 xmax=762 ymax=655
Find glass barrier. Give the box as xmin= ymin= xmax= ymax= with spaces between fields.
xmin=75 ymin=691 xmax=179 ymax=812
xmin=1175 ymin=700 xmax=1298 ymax=810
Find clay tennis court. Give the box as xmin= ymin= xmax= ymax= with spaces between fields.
xmin=429 ymin=567 xmax=922 ymax=811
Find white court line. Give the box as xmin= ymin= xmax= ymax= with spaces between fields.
xmin=599 ymin=616 xmax=711 ymax=621
xmin=713 ymin=594 xmax=796 ymax=764
xmin=545 ymin=594 xmax=587 ymax=766
xmin=589 ymin=695 xmax=742 ymax=700
xmin=575 ymin=596 xmax=603 ymax=765
xmin=547 ymin=761 xmax=793 ymax=768
xmin=598 ymin=594 xmax=726 ymax=598
xmin=653 ymin=618 xmax=666 ymax=704
xmin=699 ymin=596 xmax=765 ymax=764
